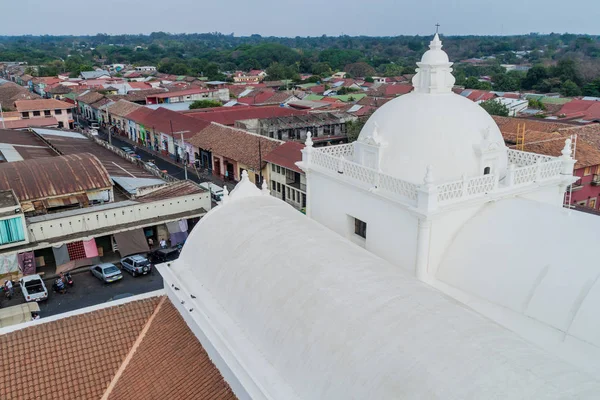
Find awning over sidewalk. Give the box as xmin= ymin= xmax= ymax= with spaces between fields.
xmin=113 ymin=229 xmax=149 ymax=257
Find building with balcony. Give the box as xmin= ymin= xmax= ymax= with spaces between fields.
xmin=264 ymin=142 xmax=306 ymax=210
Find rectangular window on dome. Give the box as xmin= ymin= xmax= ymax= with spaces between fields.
xmin=354 ymin=218 xmax=367 ymax=239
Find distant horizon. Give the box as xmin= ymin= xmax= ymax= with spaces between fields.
xmin=0 ymin=31 xmax=599 ymax=39
xmin=2 ymin=0 xmax=599 ymax=38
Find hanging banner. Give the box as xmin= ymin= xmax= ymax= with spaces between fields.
xmin=17 ymin=252 xmax=36 ymax=276
xmin=0 ymin=254 xmax=18 ymax=275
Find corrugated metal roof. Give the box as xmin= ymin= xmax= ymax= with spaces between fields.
xmin=111 ymin=176 xmax=166 ymax=195
xmin=135 ymin=181 xmax=204 ymax=202
xmin=0 ymin=153 xmax=112 ymax=202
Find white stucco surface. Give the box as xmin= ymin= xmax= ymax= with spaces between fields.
xmin=172 ymin=194 xmax=600 ymax=399
xmin=437 ymin=198 xmax=600 ymax=377
xmin=358 ymin=92 xmax=507 ymax=184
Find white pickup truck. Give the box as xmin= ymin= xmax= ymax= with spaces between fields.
xmin=19 ymin=274 xmax=48 ymax=302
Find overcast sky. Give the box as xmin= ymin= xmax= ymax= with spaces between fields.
xmin=2 ymin=0 xmax=599 ymax=37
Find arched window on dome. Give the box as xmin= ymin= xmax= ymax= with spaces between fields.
xmin=484 ymin=166 xmax=491 ymax=175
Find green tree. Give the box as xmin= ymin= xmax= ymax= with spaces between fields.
xmin=522 ymin=65 xmax=548 ymax=90
xmin=311 ymin=62 xmax=332 ymax=76
xmin=492 ymin=73 xmax=520 ymax=91
xmin=345 ymin=119 xmax=365 ymax=142
xmin=465 ymin=76 xmax=492 ymax=90
xmin=480 ymin=99 xmax=509 ymax=116
xmin=560 ymin=80 xmax=581 ymax=97
xmin=189 ymin=100 xmax=222 ymax=109
xmin=527 ymin=98 xmax=546 ymax=110
xmin=344 ymin=62 xmax=376 ymax=78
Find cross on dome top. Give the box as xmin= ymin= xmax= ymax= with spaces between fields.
xmin=412 ymin=32 xmax=456 ymax=94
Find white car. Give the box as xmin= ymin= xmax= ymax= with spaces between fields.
xmin=91 ymin=263 xmax=123 ymax=283
xmin=19 ymin=275 xmax=48 ymax=302
xmin=199 ymin=182 xmax=224 ymax=202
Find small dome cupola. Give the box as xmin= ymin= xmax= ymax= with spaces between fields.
xmin=412 ymin=33 xmax=456 ymax=95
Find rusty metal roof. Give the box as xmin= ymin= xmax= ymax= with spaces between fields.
xmin=0 ymin=153 xmax=112 ymax=202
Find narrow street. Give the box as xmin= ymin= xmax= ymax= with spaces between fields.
xmin=2 ymin=268 xmax=164 ymax=317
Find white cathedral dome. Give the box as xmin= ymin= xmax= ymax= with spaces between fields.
xmin=357 ymin=34 xmax=508 ymax=184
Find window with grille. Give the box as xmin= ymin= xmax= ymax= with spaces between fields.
xmin=354 ymin=218 xmax=367 ymax=239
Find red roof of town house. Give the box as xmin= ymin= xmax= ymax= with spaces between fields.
xmin=248 ymin=69 xmax=265 ymax=76
xmin=320 ymin=97 xmax=341 ymax=103
xmin=14 ymin=98 xmax=75 ymax=111
xmin=149 ymin=87 xmax=213 ymax=99
xmin=309 ymin=85 xmax=326 ymax=94
xmin=463 ymin=89 xmax=497 ymax=102
xmin=368 ymin=84 xmax=414 ymax=98
xmin=129 ymin=107 xmax=210 ymax=139
xmin=184 ymin=106 xmax=308 ymax=126
xmin=263 ymin=141 xmax=305 ymax=173
xmin=2 ymin=117 xmax=59 ymax=129
xmin=502 ymin=93 xmax=521 ymax=99
xmin=128 ymin=81 xmax=153 ymax=90
xmin=0 ymin=296 xmax=237 ymax=400
xmin=237 ymin=90 xmax=297 ymax=106
xmin=189 ymin=123 xmax=282 ymax=170
xmin=558 ymin=99 xmax=600 ymax=121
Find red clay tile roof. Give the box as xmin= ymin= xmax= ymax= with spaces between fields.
xmin=0 ymin=297 xmax=160 ymax=400
xmin=106 ymin=99 xmax=143 ymax=118
xmin=129 ymin=107 xmax=210 ymax=139
xmin=0 ymin=296 xmax=237 ymax=400
xmin=264 ymin=141 xmax=304 ymax=173
xmin=127 ymin=81 xmax=153 ymax=90
xmin=149 ymin=87 xmax=213 ymax=99
xmin=464 ymin=89 xmax=497 ymax=102
xmin=1 ymin=117 xmax=59 ymax=129
xmin=189 ymin=122 xmax=282 ymax=170
xmin=492 ymin=116 xmax=573 ymax=134
xmin=106 ymin=299 xmax=236 ymax=400
xmin=0 ymin=82 xmax=41 ymax=111
xmin=14 ymin=99 xmax=74 ymax=112
xmin=502 ymin=130 xmax=600 ymax=169
xmin=185 ymin=106 xmax=308 ymax=126
xmin=0 ymin=153 xmax=112 ymax=202
xmin=238 ymin=90 xmax=297 ymax=105
xmin=368 ymin=84 xmax=413 ymax=98
xmin=76 ymin=91 xmax=105 ymax=105
xmin=558 ymin=99 xmax=600 ymax=121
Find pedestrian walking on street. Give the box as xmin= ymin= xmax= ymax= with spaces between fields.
xmin=148 ymin=237 xmax=154 ymax=248
xmin=160 ymin=239 xmax=167 ymax=249
xmin=4 ymin=280 xmax=13 ymax=299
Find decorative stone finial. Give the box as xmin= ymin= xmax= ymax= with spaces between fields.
xmin=241 ymin=170 xmax=249 ymax=181
xmin=222 ymin=185 xmax=229 ymax=204
xmin=424 ymin=165 xmax=434 ymax=185
xmin=561 ymin=138 xmax=572 ymax=158
xmin=429 ymin=33 xmax=443 ymax=51
xmin=261 ymin=178 xmax=270 ymax=195
xmin=305 ymin=131 xmax=313 ymax=148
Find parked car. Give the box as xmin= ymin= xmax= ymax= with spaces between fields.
xmin=199 ymin=182 xmax=224 ymax=202
xmin=120 ymin=255 xmax=152 ymax=277
xmin=90 ymin=122 xmax=100 ymax=130
xmin=121 ymin=146 xmax=134 ymax=154
xmin=148 ymin=247 xmax=181 ymax=264
xmin=19 ymin=275 xmax=48 ymax=302
xmin=90 ymin=263 xmax=123 ymax=283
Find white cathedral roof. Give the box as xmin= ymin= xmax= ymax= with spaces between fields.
xmin=357 ymin=34 xmax=508 ymax=184
xmin=169 ymin=193 xmax=600 ymax=399
xmin=436 ymin=197 xmax=600 ymax=377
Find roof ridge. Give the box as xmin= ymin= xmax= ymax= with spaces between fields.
xmin=100 ymin=296 xmax=167 ymax=400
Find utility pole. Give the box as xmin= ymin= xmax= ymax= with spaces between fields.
xmin=0 ymin=103 xmax=5 ymax=129
xmin=170 ymin=120 xmax=189 ymax=180
xmin=258 ymin=137 xmax=262 ymax=186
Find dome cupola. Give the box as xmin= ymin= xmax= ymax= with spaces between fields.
xmin=355 ymin=33 xmax=508 ymax=185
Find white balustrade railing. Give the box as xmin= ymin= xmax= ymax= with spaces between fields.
xmin=507 ymin=149 xmax=556 ymax=166
xmin=437 ymin=174 xmax=496 ymax=203
xmin=310 ymin=149 xmax=418 ymax=201
xmin=318 ymin=143 xmax=355 ymax=158
xmin=310 ymin=146 xmax=567 ymax=208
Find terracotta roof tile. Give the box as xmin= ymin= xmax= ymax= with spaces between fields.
xmin=106 ymin=99 xmax=143 ymax=118
xmin=0 ymin=297 xmax=160 ymax=400
xmin=15 ymin=99 xmax=74 ymax=112
xmin=107 ymin=300 xmax=236 ymax=400
xmin=76 ymin=91 xmax=105 ymax=105
xmin=185 ymin=106 xmax=308 ymax=126
xmin=264 ymin=141 xmax=304 ymax=173
xmin=189 ymin=122 xmax=282 ymax=170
